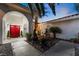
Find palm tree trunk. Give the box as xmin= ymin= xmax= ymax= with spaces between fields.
xmin=33 ymin=16 xmax=38 ymax=37
xmin=35 ymin=16 xmax=38 ymax=30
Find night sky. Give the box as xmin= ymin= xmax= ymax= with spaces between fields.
xmin=20 ymin=3 xmax=78 ymax=22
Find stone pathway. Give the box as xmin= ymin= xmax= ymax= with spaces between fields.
xmin=41 ymin=41 xmax=75 ymax=56
xmin=12 ymin=40 xmax=76 ymax=56
xmin=1 ymin=38 xmax=79 ymax=56
xmin=11 ymin=39 xmax=42 ymax=56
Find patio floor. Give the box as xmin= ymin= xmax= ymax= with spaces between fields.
xmin=11 ymin=38 xmax=42 ymax=56
xmin=0 ymin=38 xmax=79 ymax=56
xmin=41 ymin=40 xmax=75 ymax=56
xmin=12 ymin=38 xmax=76 ymax=56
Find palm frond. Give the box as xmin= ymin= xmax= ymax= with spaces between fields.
xmin=75 ymin=3 xmax=79 ymax=12
xmin=48 ymin=3 xmax=56 ymax=15
xmin=40 ymin=3 xmax=45 ymax=16
xmin=35 ymin=3 xmax=42 ymax=17
xmin=28 ymin=3 xmax=34 ymax=17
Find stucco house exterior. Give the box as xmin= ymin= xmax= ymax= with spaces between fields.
xmin=0 ymin=4 xmax=34 ymax=44
xmin=43 ymin=14 xmax=79 ymax=40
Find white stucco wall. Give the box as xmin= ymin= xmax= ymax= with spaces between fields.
xmin=46 ymin=18 xmax=79 ymax=40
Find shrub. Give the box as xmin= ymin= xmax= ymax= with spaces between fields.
xmin=26 ymin=33 xmax=32 ymax=41
xmin=7 ymin=31 xmax=10 ymax=38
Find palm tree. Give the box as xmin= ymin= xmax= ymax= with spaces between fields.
xmin=28 ymin=3 xmax=56 ymax=36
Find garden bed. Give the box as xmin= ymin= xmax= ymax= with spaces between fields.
xmin=25 ymin=38 xmax=60 ymax=53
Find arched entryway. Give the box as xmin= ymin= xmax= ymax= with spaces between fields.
xmin=2 ymin=11 xmax=29 ymax=43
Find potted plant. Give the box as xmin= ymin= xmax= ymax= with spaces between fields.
xmin=7 ymin=31 xmax=10 ymax=38
xmin=26 ymin=33 xmax=32 ymax=41
xmin=21 ymin=31 xmax=23 ymax=37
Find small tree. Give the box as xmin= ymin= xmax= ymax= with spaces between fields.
xmin=49 ymin=27 xmax=62 ymax=39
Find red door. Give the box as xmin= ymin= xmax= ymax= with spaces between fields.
xmin=10 ymin=25 xmax=20 ymax=38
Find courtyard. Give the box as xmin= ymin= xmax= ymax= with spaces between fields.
xmin=0 ymin=3 xmax=79 ymax=56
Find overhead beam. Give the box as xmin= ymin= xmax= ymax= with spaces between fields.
xmin=5 ymin=3 xmax=32 ymax=16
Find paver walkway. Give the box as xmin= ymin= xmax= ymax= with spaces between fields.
xmin=12 ymin=38 xmax=75 ymax=56
xmin=0 ymin=38 xmax=77 ymax=56
xmin=41 ymin=41 xmax=75 ymax=56
xmin=11 ymin=38 xmax=42 ymax=56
